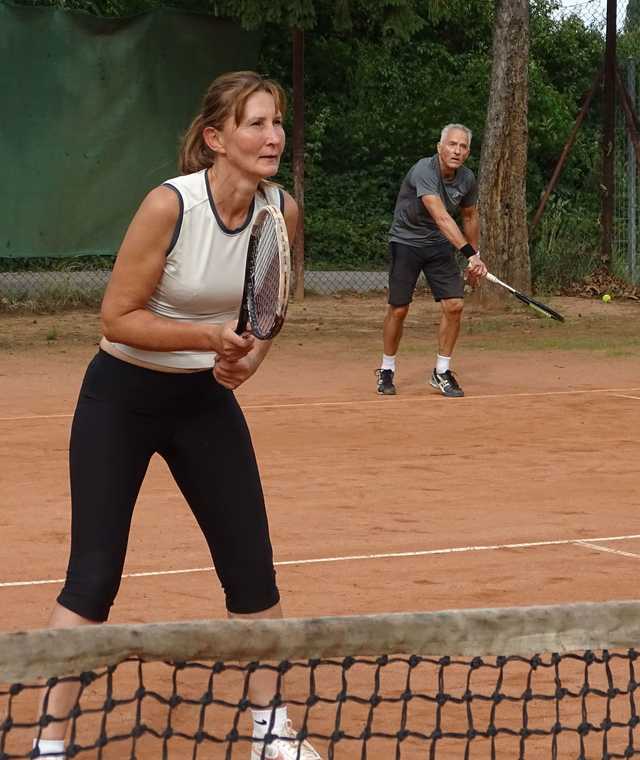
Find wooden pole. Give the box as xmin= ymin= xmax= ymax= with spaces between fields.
xmin=291 ymin=28 xmax=305 ymax=300
xmin=601 ymin=0 xmax=617 ymax=264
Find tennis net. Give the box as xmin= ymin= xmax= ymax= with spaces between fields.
xmin=1 ymin=600 xmax=640 ymax=759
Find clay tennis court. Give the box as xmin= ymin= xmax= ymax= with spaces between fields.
xmin=2 ymin=293 xmax=640 ymax=758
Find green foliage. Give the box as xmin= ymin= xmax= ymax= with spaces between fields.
xmin=0 ymin=256 xmax=111 ymax=311
xmin=8 ymin=0 xmax=623 ymax=287
xmin=11 ymin=0 xmax=157 ymax=15
xmin=262 ymin=0 xmax=610 ymax=280
xmin=626 ymin=0 xmax=640 ymax=32
xmin=618 ymin=30 xmax=640 ymax=59
xmin=0 ymin=282 xmax=106 ymax=312
xmin=259 ymin=0 xmax=496 ymax=270
xmin=0 ymin=255 xmax=115 ymax=272
xmin=216 ymin=0 xmax=316 ymax=30
xmin=618 ymin=2 xmax=640 ymax=60
xmin=521 ymin=1 xmax=603 ymax=216
xmin=304 ymin=171 xmax=392 ymax=269
xmin=530 ymin=197 xmax=600 ymax=292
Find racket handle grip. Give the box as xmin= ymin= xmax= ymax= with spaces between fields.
xmin=485 ymin=271 xmax=512 ymax=290
xmin=236 ymin=306 xmax=248 ymax=336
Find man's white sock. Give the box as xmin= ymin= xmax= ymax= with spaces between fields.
xmin=436 ymin=354 xmax=451 ymax=374
xmin=381 ymin=354 xmax=396 ymax=372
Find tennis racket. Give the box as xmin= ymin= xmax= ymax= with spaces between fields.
xmin=485 ymin=272 xmax=565 ymax=322
xmin=236 ymin=205 xmax=291 ymax=340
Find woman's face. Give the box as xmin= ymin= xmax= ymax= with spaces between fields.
xmin=212 ymin=91 xmax=285 ymax=179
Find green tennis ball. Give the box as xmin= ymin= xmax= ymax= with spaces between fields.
xmin=602 ymin=293 xmax=612 ymax=303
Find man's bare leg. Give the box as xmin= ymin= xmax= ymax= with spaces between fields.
xmin=382 ymin=304 xmax=410 ymax=356
xmin=377 ymin=304 xmax=410 ymax=395
xmin=437 ymin=298 xmax=463 ymax=357
xmin=430 ymin=298 xmax=465 ymax=397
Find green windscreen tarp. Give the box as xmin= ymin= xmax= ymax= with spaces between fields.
xmin=0 ymin=2 xmax=260 ymax=258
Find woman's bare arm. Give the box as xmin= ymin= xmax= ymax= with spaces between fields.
xmin=101 ymin=186 xmax=250 ymax=360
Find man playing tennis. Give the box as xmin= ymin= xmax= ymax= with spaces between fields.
xmin=376 ymin=123 xmax=487 ymax=397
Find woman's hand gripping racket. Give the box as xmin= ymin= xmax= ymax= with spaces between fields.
xmin=485 ymin=272 xmax=565 ymax=322
xmin=236 ymin=204 xmax=291 ymax=339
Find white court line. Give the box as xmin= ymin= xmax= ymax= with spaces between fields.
xmin=3 ymin=532 xmax=640 ymax=590
xmin=0 ymin=413 xmax=74 ymax=422
xmin=2 ymin=386 xmax=640 ymax=422
xmin=575 ymin=540 xmax=640 ymax=559
xmin=613 ymin=394 xmax=640 ymax=401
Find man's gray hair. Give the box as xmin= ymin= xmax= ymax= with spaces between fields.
xmin=440 ymin=123 xmax=472 ymax=145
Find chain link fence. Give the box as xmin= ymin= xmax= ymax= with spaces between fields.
xmin=0 ymin=268 xmax=391 ymax=308
xmin=616 ymin=54 xmax=640 ymax=284
xmin=606 ymin=0 xmax=640 ymax=283
xmin=0 ymin=264 xmax=395 ymax=309
xmin=561 ymin=1 xmax=640 ymax=284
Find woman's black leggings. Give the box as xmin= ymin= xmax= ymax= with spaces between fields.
xmin=56 ymin=350 xmax=279 ymax=622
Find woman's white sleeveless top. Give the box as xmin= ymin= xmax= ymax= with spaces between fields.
xmin=108 ymin=169 xmax=283 ymax=370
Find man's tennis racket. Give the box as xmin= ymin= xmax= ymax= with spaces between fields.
xmin=485 ymin=272 xmax=565 ymax=322
xmin=236 ymin=205 xmax=291 ymax=340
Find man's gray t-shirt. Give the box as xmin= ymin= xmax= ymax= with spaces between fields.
xmin=389 ymin=155 xmax=478 ymax=247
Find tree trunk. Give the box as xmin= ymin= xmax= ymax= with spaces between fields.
xmin=477 ymin=0 xmax=529 ymax=303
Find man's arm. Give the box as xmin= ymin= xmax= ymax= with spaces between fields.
xmin=421 ymin=195 xmax=470 ymax=250
xmin=421 ymin=195 xmax=486 ymax=284
xmin=460 ymin=205 xmax=480 ymax=251
xmin=459 ymin=204 xmax=486 ymax=284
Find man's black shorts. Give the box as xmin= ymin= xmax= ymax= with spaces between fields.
xmin=387 ymin=240 xmax=465 ymax=306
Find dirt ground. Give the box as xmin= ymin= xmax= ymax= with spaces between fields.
xmin=1 ymin=293 xmax=640 ymax=759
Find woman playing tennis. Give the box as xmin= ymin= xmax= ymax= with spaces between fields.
xmin=35 ymin=70 xmax=321 ymax=760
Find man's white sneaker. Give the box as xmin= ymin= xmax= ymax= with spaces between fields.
xmin=250 ymin=719 xmax=322 ymax=759
xmin=430 ymin=368 xmax=464 ymax=397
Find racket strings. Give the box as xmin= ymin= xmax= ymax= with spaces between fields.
xmin=249 ymin=218 xmax=283 ymax=338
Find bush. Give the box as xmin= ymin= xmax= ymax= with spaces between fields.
xmin=530 ymin=198 xmax=600 ymax=292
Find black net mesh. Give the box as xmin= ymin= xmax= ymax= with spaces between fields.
xmin=2 ymin=605 xmax=640 ymax=759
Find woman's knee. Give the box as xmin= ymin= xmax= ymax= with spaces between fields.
xmin=223 ymin=564 xmax=280 ymax=615
xmin=58 ymin=556 xmax=123 ymax=622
